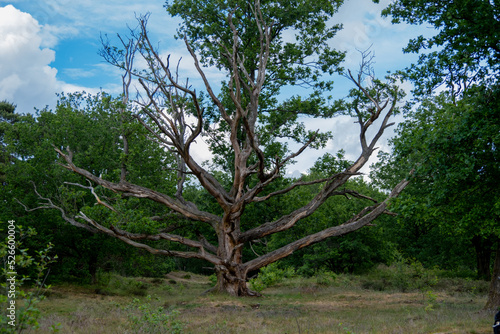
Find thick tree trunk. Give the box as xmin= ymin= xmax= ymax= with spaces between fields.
xmin=214 ymin=264 xmax=259 ymax=296
xmin=472 ymin=235 xmax=493 ymax=280
xmin=485 ymin=241 xmax=500 ymax=310
xmin=212 ymin=216 xmax=260 ymax=296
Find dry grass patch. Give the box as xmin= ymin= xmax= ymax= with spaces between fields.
xmin=28 ymin=273 xmax=494 ymax=334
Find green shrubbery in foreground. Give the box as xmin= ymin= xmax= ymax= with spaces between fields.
xmin=249 ymin=256 xmax=489 ymax=294
xmin=0 ymin=225 xmax=58 ymax=333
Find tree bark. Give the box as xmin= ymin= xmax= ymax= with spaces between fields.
xmin=485 ymin=241 xmax=500 ymax=310
xmin=89 ymin=252 xmax=99 ymax=285
xmin=472 ymin=235 xmax=493 ymax=280
xmin=213 ymin=263 xmax=258 ymax=296
xmin=210 ymin=215 xmax=260 ymax=296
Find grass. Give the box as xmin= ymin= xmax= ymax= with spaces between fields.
xmin=29 ymin=271 xmax=494 ymax=334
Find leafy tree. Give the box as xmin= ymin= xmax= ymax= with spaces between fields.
xmin=263 ymin=152 xmax=396 ymax=275
xmin=30 ymin=0 xmax=409 ymax=296
xmin=1 ymin=93 xmax=177 ymax=283
xmin=0 ymin=101 xmax=18 ymax=185
xmin=267 ymin=177 xmax=397 ymax=276
xmin=372 ymin=88 xmax=500 ymax=306
xmin=0 ymin=225 xmax=58 ymax=332
xmin=380 ymin=0 xmax=500 ymax=97
xmin=380 ymin=0 xmax=500 ymax=309
xmin=373 ymin=88 xmax=499 ymax=270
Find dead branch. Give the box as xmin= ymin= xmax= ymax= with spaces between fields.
xmin=16 ymin=183 xmax=99 ymax=234
xmin=53 ymin=146 xmax=221 ymax=227
xmin=76 ymin=211 xmax=221 ymax=264
xmin=242 ymin=176 xmax=411 ymax=272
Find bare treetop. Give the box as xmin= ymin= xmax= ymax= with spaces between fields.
xmin=31 ymin=0 xmax=410 ymax=296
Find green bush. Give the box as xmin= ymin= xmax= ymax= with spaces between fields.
xmin=315 ymin=270 xmax=337 ymax=286
xmin=208 ymin=274 xmax=217 ymax=286
xmin=433 ymin=277 xmax=489 ymax=294
xmin=0 ymin=224 xmax=58 ymax=332
xmin=94 ymin=273 xmax=150 ymax=296
xmin=361 ymin=255 xmax=438 ymax=292
xmin=249 ymin=263 xmax=295 ymax=292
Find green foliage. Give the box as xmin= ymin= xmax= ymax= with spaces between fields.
xmin=167 ymin=0 xmax=345 ymax=82
xmin=372 ymin=86 xmax=500 ymax=277
xmin=94 ymin=272 xmax=151 ymax=296
xmin=208 ymin=274 xmax=217 ymax=286
xmin=0 ymin=224 xmax=58 ymax=333
xmin=381 ymin=0 xmax=500 ymax=96
xmin=164 ymin=0 xmax=347 ymax=172
xmin=0 ymin=100 xmax=18 ymax=185
xmin=424 ymin=290 xmax=438 ymax=312
xmin=337 ymin=322 xmax=355 ymax=334
xmin=314 ymin=269 xmax=337 ymax=287
xmin=124 ymin=295 xmax=183 ymax=334
xmin=0 ymin=92 xmax=180 ymax=283
xmin=262 ymin=171 xmax=396 ymax=275
xmin=377 ymin=4 xmax=500 ymax=293
xmin=249 ymin=262 xmax=296 ymax=292
xmin=5 ymin=1 xmax=408 ymax=296
xmin=0 ymin=100 xmax=16 ymax=115
xmin=361 ymin=254 xmax=438 ymax=293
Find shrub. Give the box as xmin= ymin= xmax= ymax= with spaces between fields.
xmin=208 ymin=274 xmax=217 ymax=286
xmin=0 ymin=224 xmax=58 ymax=332
xmin=94 ymin=273 xmax=150 ymax=296
xmin=249 ymin=263 xmax=295 ymax=292
xmin=315 ymin=270 xmax=337 ymax=286
xmin=362 ymin=255 xmax=438 ymax=292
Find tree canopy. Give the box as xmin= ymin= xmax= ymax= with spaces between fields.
xmin=380 ymin=0 xmax=500 ymax=96
xmin=376 ymin=0 xmax=500 ymax=309
xmin=0 ymin=93 xmax=181 ymax=283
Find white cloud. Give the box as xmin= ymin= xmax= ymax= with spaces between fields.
xmin=0 ymin=4 xmax=107 ymax=113
xmin=0 ymin=5 xmax=59 ymax=112
xmin=6 ymin=0 xmax=176 ymax=39
xmin=0 ymin=1 xmax=178 ymax=114
xmin=39 ymin=24 xmax=79 ymax=48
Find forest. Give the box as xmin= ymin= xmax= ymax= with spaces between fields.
xmin=1 ymin=0 xmax=499 ymax=332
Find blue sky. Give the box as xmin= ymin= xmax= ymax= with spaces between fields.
xmin=0 ymin=0 xmax=430 ymax=175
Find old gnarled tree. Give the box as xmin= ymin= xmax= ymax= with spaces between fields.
xmin=32 ymin=0 xmax=410 ymax=296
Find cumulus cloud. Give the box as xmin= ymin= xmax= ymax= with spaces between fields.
xmin=0 ymin=1 xmax=176 ymax=114
xmin=0 ymin=5 xmax=60 ymax=112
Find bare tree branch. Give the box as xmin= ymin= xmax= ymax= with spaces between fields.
xmin=242 ymin=176 xmax=411 ymax=273
xmin=16 ymin=183 xmax=99 ymax=234
xmin=76 ymin=211 xmax=221 ymax=265
xmin=54 ymin=146 xmax=221 ymax=227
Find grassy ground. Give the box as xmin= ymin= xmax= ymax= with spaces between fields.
xmin=30 ymin=271 xmax=493 ymax=334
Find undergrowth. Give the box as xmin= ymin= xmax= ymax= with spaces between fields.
xmin=94 ymin=271 xmax=151 ymax=296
